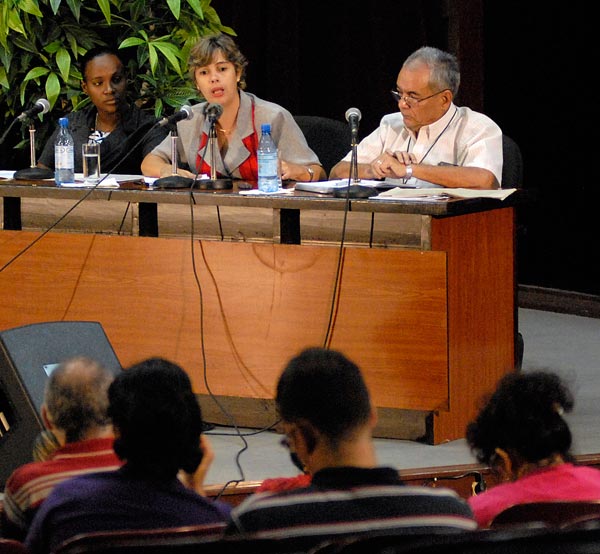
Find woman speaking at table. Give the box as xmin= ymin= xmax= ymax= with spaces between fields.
xmin=141 ymin=33 xmax=324 ymax=184
xmin=37 ymin=46 xmax=168 ymax=175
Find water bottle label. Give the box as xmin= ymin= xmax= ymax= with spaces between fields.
xmin=258 ymin=155 xmax=278 ymax=177
xmin=55 ymin=145 xmax=74 ymax=169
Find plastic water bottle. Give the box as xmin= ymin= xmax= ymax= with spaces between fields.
xmin=54 ymin=117 xmax=75 ymax=185
xmin=257 ymin=123 xmax=280 ymax=192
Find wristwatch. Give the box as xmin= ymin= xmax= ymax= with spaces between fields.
xmin=306 ymin=166 xmax=314 ymax=181
xmin=404 ymin=164 xmax=413 ymax=180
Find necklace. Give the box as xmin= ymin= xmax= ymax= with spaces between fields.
xmin=216 ymin=123 xmax=233 ymax=136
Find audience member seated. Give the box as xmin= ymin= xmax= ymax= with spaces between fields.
xmin=226 ymin=347 xmax=476 ymax=544
xmin=466 ymin=370 xmax=600 ymax=528
xmin=1 ymin=357 xmax=120 ymax=541
xmin=25 ymin=357 xmax=231 ymax=554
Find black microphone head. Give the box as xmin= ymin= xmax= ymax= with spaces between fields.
xmin=203 ymin=103 xmax=223 ymax=122
xmin=345 ymin=107 xmax=362 ymax=123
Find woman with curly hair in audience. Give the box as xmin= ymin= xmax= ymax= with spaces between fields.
xmin=466 ymin=370 xmax=600 ymax=527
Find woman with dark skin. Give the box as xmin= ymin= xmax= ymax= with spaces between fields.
xmin=38 ymin=46 xmax=167 ymax=175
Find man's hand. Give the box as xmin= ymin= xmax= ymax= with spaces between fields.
xmin=177 ymin=434 xmax=214 ymax=496
xmin=370 ymin=150 xmax=416 ymax=179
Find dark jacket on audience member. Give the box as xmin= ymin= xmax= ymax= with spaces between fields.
xmin=25 ymin=466 xmax=231 ymax=554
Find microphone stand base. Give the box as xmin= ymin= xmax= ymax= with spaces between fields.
xmin=152 ymin=176 xmax=234 ymax=191
xmin=13 ymin=167 xmax=54 ymax=180
xmin=153 ymin=175 xmax=194 ymax=189
xmin=194 ymin=178 xmax=233 ymax=191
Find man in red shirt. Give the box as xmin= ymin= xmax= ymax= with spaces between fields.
xmin=1 ymin=357 xmax=121 ymax=540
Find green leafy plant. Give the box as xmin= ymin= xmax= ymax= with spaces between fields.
xmin=0 ymin=0 xmax=233 ymax=159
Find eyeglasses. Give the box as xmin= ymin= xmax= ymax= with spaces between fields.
xmin=390 ymin=89 xmax=448 ymax=107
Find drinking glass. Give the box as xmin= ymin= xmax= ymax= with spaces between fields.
xmin=82 ymin=142 xmax=101 ymax=183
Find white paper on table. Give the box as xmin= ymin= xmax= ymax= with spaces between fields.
xmin=58 ymin=175 xmax=120 ymax=188
xmin=374 ymin=187 xmax=516 ymax=201
xmin=238 ymin=188 xmax=294 ymax=195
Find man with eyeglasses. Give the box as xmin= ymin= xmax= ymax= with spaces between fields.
xmin=225 ymin=347 xmax=476 ymax=546
xmin=329 ymin=46 xmax=502 ymax=189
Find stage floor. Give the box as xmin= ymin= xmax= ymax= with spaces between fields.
xmin=203 ymin=308 xmax=600 ymax=486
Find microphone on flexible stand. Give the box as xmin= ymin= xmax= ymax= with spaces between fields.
xmin=345 ymin=107 xmax=361 ymax=147
xmin=345 ymin=107 xmax=361 ymax=184
xmin=156 ymin=105 xmax=194 ymax=128
xmin=12 ymin=99 xmax=54 ymax=180
xmin=204 ymin=103 xmax=224 ymax=125
xmin=194 ymin=103 xmax=232 ymax=191
xmin=154 ymin=105 xmax=196 ymax=189
xmin=333 ymin=107 xmax=378 ymax=199
xmin=17 ymin=98 xmax=51 ymax=121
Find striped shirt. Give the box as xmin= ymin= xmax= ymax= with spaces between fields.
xmin=226 ymin=466 xmax=476 ymax=543
xmin=1 ymin=437 xmax=121 ymax=540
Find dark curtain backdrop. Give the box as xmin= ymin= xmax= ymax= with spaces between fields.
xmin=213 ymin=0 xmax=599 ymax=296
xmin=212 ymin=1 xmax=451 ymax=138
xmin=483 ymin=2 xmax=598 ymax=295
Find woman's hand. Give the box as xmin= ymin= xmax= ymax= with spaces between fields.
xmin=158 ymin=166 xmax=196 ymax=179
xmin=280 ymin=161 xmax=323 ymax=182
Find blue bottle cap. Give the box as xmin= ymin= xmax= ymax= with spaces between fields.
xmin=261 ymin=123 xmax=271 ymax=133
xmin=59 ymin=117 xmax=68 ymax=127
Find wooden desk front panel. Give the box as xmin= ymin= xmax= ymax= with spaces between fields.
xmin=431 ymin=207 xmax=516 ymax=441
xmin=0 ymin=232 xmax=449 ymax=413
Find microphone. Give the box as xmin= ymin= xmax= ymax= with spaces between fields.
xmin=345 ymin=107 xmax=361 ymax=140
xmin=11 ymin=98 xmax=53 ymax=179
xmin=203 ymin=103 xmax=223 ymax=124
xmin=17 ymin=98 xmax=50 ymax=121
xmin=193 ymin=102 xmax=231 ymax=190
xmin=157 ymin=105 xmax=193 ymax=127
xmin=345 ymin=107 xmax=362 ymax=185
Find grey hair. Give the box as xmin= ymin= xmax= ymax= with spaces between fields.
xmin=45 ymin=357 xmax=114 ymax=442
xmin=403 ymin=46 xmax=460 ymax=96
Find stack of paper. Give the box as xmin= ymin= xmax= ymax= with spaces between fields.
xmin=375 ymin=187 xmax=516 ymax=201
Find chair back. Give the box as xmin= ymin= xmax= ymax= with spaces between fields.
xmin=52 ymin=523 xmax=226 ymax=554
xmin=0 ymin=539 xmax=28 ymax=554
xmin=312 ymin=525 xmax=600 ymax=554
xmin=490 ymin=500 xmax=600 ymax=529
xmin=501 ymin=134 xmax=523 ymax=189
xmin=293 ymin=115 xmax=351 ymax=175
